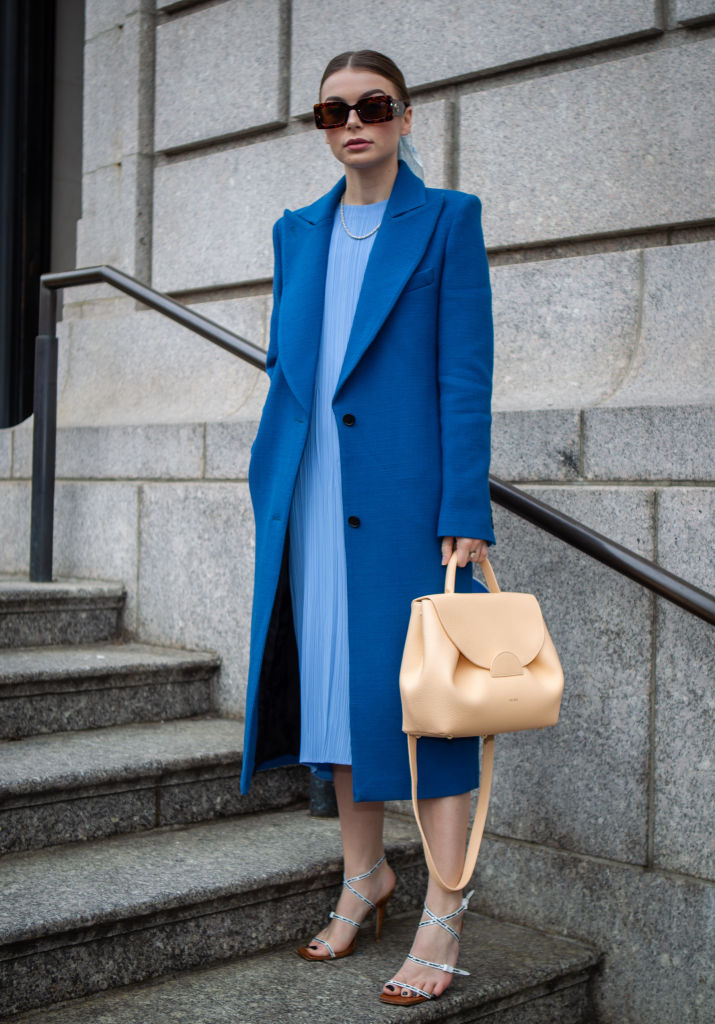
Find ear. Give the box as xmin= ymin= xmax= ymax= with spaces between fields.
xmin=401 ymin=105 xmax=413 ymax=136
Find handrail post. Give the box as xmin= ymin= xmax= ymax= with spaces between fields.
xmin=29 ymin=283 xmax=58 ymax=581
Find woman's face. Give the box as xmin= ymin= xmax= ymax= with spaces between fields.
xmin=318 ymin=67 xmax=412 ymax=174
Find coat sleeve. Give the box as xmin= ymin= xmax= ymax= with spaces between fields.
xmin=265 ymin=217 xmax=284 ymax=379
xmin=436 ymin=194 xmax=495 ymax=544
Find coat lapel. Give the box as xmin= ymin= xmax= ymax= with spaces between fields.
xmin=277 ymin=162 xmax=443 ymax=411
xmin=335 ymin=162 xmax=443 ymax=397
xmin=278 ymin=177 xmax=343 ymax=413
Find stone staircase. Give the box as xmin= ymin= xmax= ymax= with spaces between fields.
xmin=0 ymin=577 xmax=600 ymax=1022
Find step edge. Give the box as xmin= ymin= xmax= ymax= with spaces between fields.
xmin=0 ymin=653 xmax=222 ymax=690
xmin=0 ymin=838 xmax=424 ymax=950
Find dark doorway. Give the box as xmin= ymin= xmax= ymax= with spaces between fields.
xmin=0 ymin=0 xmax=56 ymax=428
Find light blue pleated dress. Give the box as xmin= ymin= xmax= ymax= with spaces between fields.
xmin=288 ymin=198 xmax=387 ymax=779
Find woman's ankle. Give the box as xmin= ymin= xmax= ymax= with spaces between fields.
xmin=423 ymin=885 xmax=464 ymax=915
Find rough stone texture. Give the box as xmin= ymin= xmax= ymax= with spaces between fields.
xmin=0 ymin=787 xmax=155 ymax=858
xmin=0 ymin=577 xmax=124 ymax=648
xmin=0 ymin=718 xmax=245 ymax=796
xmin=52 ymin=482 xmax=140 ymax=630
xmin=83 ymin=26 xmax=129 ymax=172
xmin=204 ymin=420 xmax=258 ymax=479
xmin=410 ymin=98 xmax=450 ymax=188
xmin=8 ymin=912 xmax=598 ymax=1024
xmin=0 ymin=810 xmax=425 ymax=1016
xmin=491 ymin=250 xmax=641 ymax=411
xmin=56 ymin=296 xmax=268 ymax=427
xmin=471 ymin=838 xmax=714 ymax=1024
xmin=0 ymin=643 xmax=217 ymax=740
xmin=0 ymin=428 xmax=11 ymax=477
xmin=605 ymin=241 xmax=715 ymax=407
xmin=152 ymin=130 xmax=339 ymax=291
xmin=290 ymin=0 xmax=662 ymax=114
xmin=76 ymin=2 xmax=154 ymax=296
xmin=653 ymin=487 xmax=715 ymax=880
xmin=654 ymin=600 xmax=715 ymax=882
xmin=488 ymin=487 xmax=655 ymax=864
xmin=137 ymin=483 xmax=254 ymax=715
xmin=0 ymin=481 xmax=31 ymax=573
xmin=0 ymin=719 xmax=308 ymax=853
xmin=13 ymin=423 xmax=205 ymax=480
xmin=0 ymin=480 xmax=138 ymax=626
xmin=583 ymin=404 xmax=715 ymax=480
xmin=491 ymin=409 xmax=581 ymax=481
xmin=75 ymin=153 xmax=154 ymax=297
xmin=82 ymin=12 xmax=152 ymax=174
xmin=156 ymin=759 xmax=309 ymax=829
xmin=75 ymin=163 xmax=123 ymax=267
xmin=675 ymin=0 xmax=715 ymax=24
xmin=460 ymin=40 xmax=715 ymax=247
xmin=84 ymin=0 xmax=150 ymax=41
xmin=155 ymin=1 xmax=284 ymax=151
xmin=8 ymin=421 xmax=30 ymax=476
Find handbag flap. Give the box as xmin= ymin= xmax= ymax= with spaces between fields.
xmin=424 ymin=592 xmax=545 ymax=668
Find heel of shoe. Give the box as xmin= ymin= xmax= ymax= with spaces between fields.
xmin=374 ymin=888 xmax=394 ymax=942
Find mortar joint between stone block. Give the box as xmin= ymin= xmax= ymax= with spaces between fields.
xmin=645 ymin=488 xmax=660 ymax=870
xmin=135 ymin=484 xmax=144 ymax=639
xmin=278 ymin=0 xmax=292 ymax=123
xmin=578 ymin=409 xmax=585 ymax=480
xmin=446 ymin=95 xmax=459 ymax=191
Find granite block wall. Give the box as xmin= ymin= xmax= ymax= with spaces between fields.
xmin=1 ymin=3 xmax=713 ymax=1021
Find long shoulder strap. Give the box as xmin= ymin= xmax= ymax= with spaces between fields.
xmin=408 ymin=733 xmax=495 ymax=893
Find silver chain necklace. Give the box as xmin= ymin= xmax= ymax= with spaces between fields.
xmin=340 ymin=196 xmax=382 ymax=240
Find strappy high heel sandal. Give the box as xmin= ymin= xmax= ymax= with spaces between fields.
xmin=297 ymin=853 xmax=394 ymax=961
xmin=379 ymin=889 xmax=474 ymax=1004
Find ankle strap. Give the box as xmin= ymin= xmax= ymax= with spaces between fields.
xmin=342 ymin=853 xmax=385 ymax=911
xmin=418 ymin=890 xmax=474 ymax=942
xmin=344 ymin=853 xmax=385 ymax=886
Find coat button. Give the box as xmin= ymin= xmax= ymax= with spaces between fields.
xmin=348 ymin=515 xmax=361 ymax=528
xmin=342 ymin=413 xmax=355 ymax=426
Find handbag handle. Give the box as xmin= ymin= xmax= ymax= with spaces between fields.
xmin=444 ymin=551 xmax=501 ymax=595
xmin=408 ymin=732 xmax=495 ymax=893
xmin=409 ymin=552 xmax=499 ymax=892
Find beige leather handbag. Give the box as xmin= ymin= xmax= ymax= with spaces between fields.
xmin=399 ymin=552 xmax=564 ymax=891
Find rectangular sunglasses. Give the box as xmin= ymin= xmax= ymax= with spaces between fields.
xmin=313 ymin=94 xmax=407 ymax=130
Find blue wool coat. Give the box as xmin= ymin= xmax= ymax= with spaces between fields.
xmin=240 ymin=160 xmax=495 ymax=802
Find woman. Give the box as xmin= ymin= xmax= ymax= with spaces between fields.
xmin=240 ymin=50 xmax=495 ymax=1005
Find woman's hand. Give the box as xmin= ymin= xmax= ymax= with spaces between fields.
xmin=441 ymin=536 xmax=489 ymax=567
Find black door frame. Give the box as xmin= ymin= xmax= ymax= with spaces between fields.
xmin=0 ymin=0 xmax=56 ymax=429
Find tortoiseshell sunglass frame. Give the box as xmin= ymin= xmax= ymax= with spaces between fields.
xmin=313 ymin=94 xmax=407 ymax=130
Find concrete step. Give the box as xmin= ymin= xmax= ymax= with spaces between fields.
xmin=0 ymin=577 xmax=125 ymax=648
xmin=0 ymin=642 xmax=219 ymax=739
xmin=0 ymin=809 xmax=426 ymax=1017
xmin=5 ymin=912 xmax=600 ymax=1024
xmin=0 ymin=718 xmax=309 ymax=854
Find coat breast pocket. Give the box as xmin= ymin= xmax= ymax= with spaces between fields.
xmin=403 ymin=267 xmax=435 ymax=293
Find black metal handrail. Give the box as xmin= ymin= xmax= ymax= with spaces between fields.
xmin=29 ymin=265 xmax=715 ymax=627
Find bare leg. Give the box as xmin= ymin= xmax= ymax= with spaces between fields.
xmin=382 ymin=791 xmax=471 ymax=998
xmin=302 ymin=765 xmax=396 ymax=958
